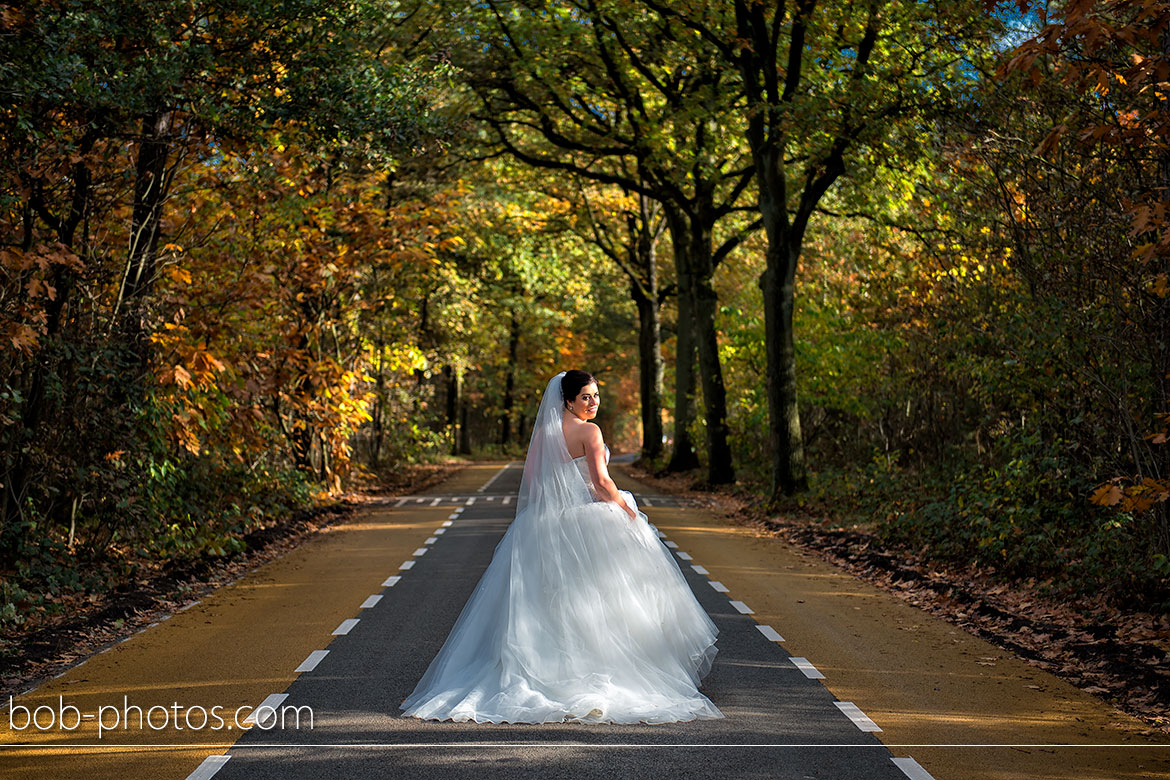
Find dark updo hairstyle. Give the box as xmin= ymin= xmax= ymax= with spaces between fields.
xmin=561 ymin=369 xmax=597 ymax=409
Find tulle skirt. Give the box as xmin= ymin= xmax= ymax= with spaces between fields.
xmin=399 ymin=490 xmax=722 ymax=724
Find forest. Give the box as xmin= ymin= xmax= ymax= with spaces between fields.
xmin=0 ymin=0 xmax=1167 ymax=635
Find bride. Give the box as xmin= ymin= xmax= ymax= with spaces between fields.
xmin=399 ymin=370 xmax=723 ymax=724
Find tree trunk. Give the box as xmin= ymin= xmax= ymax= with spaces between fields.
xmin=634 ymin=285 xmax=664 ymax=461
xmin=664 ymin=209 xmax=700 ymax=472
xmin=119 ymin=110 xmax=173 ymax=312
xmin=501 ymin=309 xmax=520 ymax=446
xmin=761 ymin=236 xmax=808 ymax=497
xmin=689 ymin=214 xmax=735 ymax=485
xmin=665 ymin=201 xmax=735 ymax=484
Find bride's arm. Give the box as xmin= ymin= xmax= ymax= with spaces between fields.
xmin=582 ymin=425 xmax=636 ymax=520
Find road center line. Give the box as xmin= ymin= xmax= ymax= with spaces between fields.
xmin=756 ymin=624 xmax=785 ymax=642
xmin=294 ymin=650 xmax=329 ymax=673
xmin=835 ymin=701 xmax=883 ymax=732
xmin=891 ymin=757 xmax=936 ymax=780
xmin=333 ymin=619 xmax=360 ymax=635
xmin=477 ymin=463 xmax=512 ymax=493
xmin=184 ymin=754 xmax=231 ymax=780
xmin=242 ymin=693 xmax=288 ymax=726
xmin=790 ymin=657 xmax=826 ymax=679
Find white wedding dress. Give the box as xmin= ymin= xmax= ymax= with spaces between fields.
xmin=399 ymin=373 xmax=722 ymax=724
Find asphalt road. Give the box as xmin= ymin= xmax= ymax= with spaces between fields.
xmin=3 ymin=461 xmax=1166 ymax=780
xmin=205 ymin=462 xmax=910 ymax=780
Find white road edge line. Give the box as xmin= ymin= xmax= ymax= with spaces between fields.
xmin=360 ymin=595 xmax=383 ymax=609
xmin=835 ymin=701 xmax=883 ymax=732
xmin=478 ymin=463 xmax=512 ymax=493
xmin=729 ymin=600 xmax=755 ymax=614
xmin=294 ymin=650 xmax=329 ymax=673
xmin=790 ymin=657 xmax=826 ymax=679
xmin=381 ymin=575 xmax=402 ymax=587
xmin=756 ymin=624 xmax=785 ymax=642
xmin=241 ymin=693 xmax=288 ymax=726
xmin=333 ymin=619 xmax=360 ymax=636
xmin=185 ymin=754 xmax=231 ymax=780
xmin=891 ymin=757 xmax=936 ymax=780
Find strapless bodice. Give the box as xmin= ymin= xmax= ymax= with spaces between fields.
xmin=571 ymin=446 xmax=610 ymax=499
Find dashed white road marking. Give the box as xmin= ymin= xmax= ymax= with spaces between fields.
xmin=465 ymin=497 xmax=476 ymax=506
xmin=185 ymin=754 xmax=231 ymax=780
xmin=429 ymin=498 xmax=441 ymax=507
xmin=478 ymin=463 xmax=511 ymax=493
xmin=835 ymin=701 xmax=882 ymax=732
xmin=891 ymin=757 xmax=936 ymax=780
xmin=503 ymin=496 xmax=512 ymax=505
xmin=655 ymin=530 xmax=666 ymax=538
xmin=242 ymin=693 xmax=288 ymax=726
xmin=382 ymin=575 xmax=402 ymax=587
xmin=394 ymin=498 xmax=407 ymax=508
xmin=691 ymin=564 xmax=709 ymax=575
xmin=433 ymin=528 xmax=446 ymax=535
xmin=399 ymin=560 xmax=416 ymax=570
xmin=709 ymin=581 xmax=730 ymax=593
xmin=729 ymin=600 xmax=754 ymax=614
xmin=454 ymin=507 xmax=465 ymax=514
xmin=664 ymin=540 xmax=679 ymax=549
xmin=756 ymin=624 xmax=785 ymax=642
xmin=295 ymin=650 xmax=329 ymax=673
xmin=442 ymin=520 xmax=453 ymax=527
xmin=643 ymin=498 xmax=654 ymax=507
xmin=790 ymin=657 xmax=826 ymax=679
xmin=424 ymin=537 xmax=438 ymax=545
xmin=675 ymin=551 xmax=693 ymax=560
xmin=333 ymin=619 xmax=360 ymax=635
xmin=447 ymin=513 xmax=460 ymax=520
xmin=360 ymin=595 xmax=383 ymax=608
xmin=412 ymin=547 xmax=428 ymax=556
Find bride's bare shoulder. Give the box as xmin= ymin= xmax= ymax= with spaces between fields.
xmin=562 ymin=417 xmax=603 ymax=447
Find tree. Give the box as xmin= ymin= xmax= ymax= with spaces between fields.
xmin=645 ymin=0 xmax=997 ymax=499
xmin=411 ymin=0 xmax=760 ymax=482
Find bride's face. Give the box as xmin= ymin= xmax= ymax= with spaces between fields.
xmin=568 ymin=382 xmax=600 ymax=420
